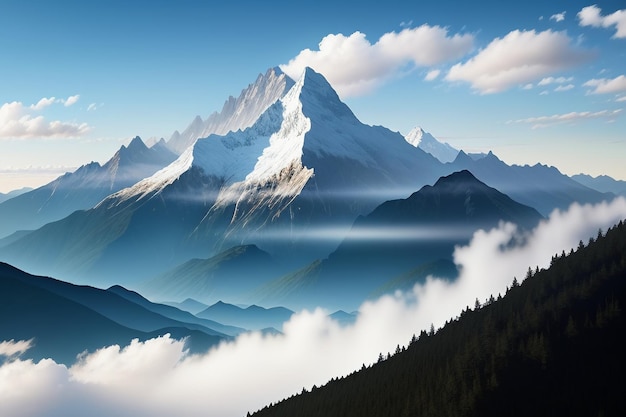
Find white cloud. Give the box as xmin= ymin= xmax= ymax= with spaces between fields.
xmin=1 ymin=198 xmax=625 ymax=417
xmin=281 ymin=26 xmax=474 ymax=97
xmin=424 ymin=69 xmax=441 ymax=81
xmin=551 ymin=11 xmax=566 ymax=22
xmin=0 ymin=339 xmax=33 ymax=357
xmin=87 ymin=103 xmax=98 ymax=111
xmin=510 ymin=109 xmax=622 ymax=129
xmin=522 ymin=83 xmax=534 ymax=90
xmin=538 ymin=76 xmax=574 ymax=86
xmin=63 ymin=94 xmax=80 ymax=107
xmin=29 ymin=97 xmax=57 ymax=111
xmin=0 ymin=101 xmax=90 ymax=139
xmin=578 ymin=5 xmax=626 ymax=38
xmin=616 ymin=95 xmax=626 ymax=102
xmin=583 ymin=75 xmax=626 ymax=94
xmin=554 ymin=84 xmax=575 ymax=92
xmin=446 ymin=29 xmax=592 ymax=94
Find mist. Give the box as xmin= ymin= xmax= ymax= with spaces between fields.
xmin=2 ymin=198 xmax=625 ymax=417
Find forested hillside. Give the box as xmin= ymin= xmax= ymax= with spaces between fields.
xmin=251 ymin=219 xmax=626 ymax=417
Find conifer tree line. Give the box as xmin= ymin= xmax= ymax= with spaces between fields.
xmin=250 ymin=221 xmax=626 ymax=417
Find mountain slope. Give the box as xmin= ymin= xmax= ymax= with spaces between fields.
xmin=0 ymin=137 xmax=176 ymax=239
xmin=167 ymin=67 xmax=294 ymax=154
xmin=254 ymin=171 xmax=543 ymax=310
xmin=143 ymin=244 xmax=276 ymax=306
xmin=251 ymin=219 xmax=626 ymax=417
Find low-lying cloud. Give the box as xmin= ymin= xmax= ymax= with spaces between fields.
xmin=2 ymin=198 xmax=626 ymax=417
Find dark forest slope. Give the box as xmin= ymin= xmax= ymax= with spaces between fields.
xmin=251 ymin=219 xmax=626 ymax=417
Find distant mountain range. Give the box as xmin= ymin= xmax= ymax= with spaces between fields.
xmin=447 ymin=151 xmax=611 ymax=216
xmin=197 ymin=300 xmax=294 ymax=331
xmin=572 ymin=173 xmax=626 ymax=197
xmin=0 ymin=187 xmax=32 ymax=204
xmin=0 ymin=136 xmax=175 ymax=239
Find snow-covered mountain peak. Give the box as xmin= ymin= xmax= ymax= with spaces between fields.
xmin=295 ymin=67 xmax=356 ymax=122
xmin=405 ymin=127 xmax=426 ymax=146
xmin=167 ymin=67 xmax=294 ymax=154
xmin=404 ymin=127 xmax=459 ymax=163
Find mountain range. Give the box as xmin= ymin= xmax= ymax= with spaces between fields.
xmin=0 ymin=262 xmax=232 ymax=364
xmin=572 ymin=173 xmax=626 ymax=197
xmin=0 ymin=66 xmax=617 ymax=312
xmin=0 ymin=136 xmax=175 ymax=239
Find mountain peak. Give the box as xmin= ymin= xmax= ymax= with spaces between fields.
xmin=405 ymin=127 xmax=425 ymax=147
xmin=433 ymin=169 xmax=479 ymax=187
xmin=404 ymin=127 xmax=459 ymax=163
xmin=127 ymin=136 xmax=147 ymax=151
xmin=289 ymin=67 xmax=356 ymax=121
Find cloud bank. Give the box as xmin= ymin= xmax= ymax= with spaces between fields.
xmin=2 ymin=198 xmax=626 ymax=417
xmin=281 ymin=25 xmax=474 ymax=97
xmin=446 ymin=30 xmax=592 ymax=94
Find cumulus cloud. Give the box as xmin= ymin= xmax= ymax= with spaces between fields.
xmin=280 ymin=26 xmax=474 ymax=97
xmin=584 ymin=75 xmax=626 ymax=94
xmin=2 ymin=198 xmax=625 ymax=417
xmin=424 ymin=69 xmax=441 ymax=81
xmin=510 ymin=109 xmax=622 ymax=129
xmin=551 ymin=11 xmax=566 ymax=22
xmin=0 ymin=101 xmax=90 ymax=139
xmin=446 ymin=29 xmax=592 ymax=94
xmin=578 ymin=5 xmax=626 ymax=38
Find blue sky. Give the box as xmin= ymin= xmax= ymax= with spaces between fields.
xmin=1 ymin=0 xmax=625 ymax=192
